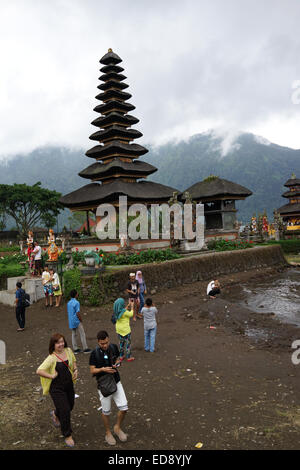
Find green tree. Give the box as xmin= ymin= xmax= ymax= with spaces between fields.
xmin=0 ymin=203 xmax=6 ymax=231
xmin=0 ymin=182 xmax=63 ymax=237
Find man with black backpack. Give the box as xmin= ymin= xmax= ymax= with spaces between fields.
xmin=89 ymin=330 xmax=128 ymax=446
xmin=15 ymin=282 xmax=30 ymax=331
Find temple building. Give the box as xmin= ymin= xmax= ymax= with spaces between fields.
xmin=182 ymin=176 xmax=252 ymax=240
xmin=277 ymin=173 xmax=300 ymax=232
xmin=60 ymin=49 xmax=178 ymax=248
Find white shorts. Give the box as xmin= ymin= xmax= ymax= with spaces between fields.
xmin=98 ymin=381 xmax=128 ymax=415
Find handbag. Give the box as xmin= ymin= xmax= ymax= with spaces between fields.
xmin=95 ymin=346 xmax=117 ymax=397
xmin=97 ymin=373 xmax=117 ymax=397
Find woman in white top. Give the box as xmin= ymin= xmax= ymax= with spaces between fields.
xmin=49 ymin=269 xmax=62 ymax=307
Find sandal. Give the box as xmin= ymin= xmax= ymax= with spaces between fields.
xmin=65 ymin=437 xmax=75 ymax=447
xmin=114 ymin=425 xmax=128 ymax=442
xmin=50 ymin=410 xmax=60 ymax=428
xmin=105 ymin=433 xmax=116 ymax=446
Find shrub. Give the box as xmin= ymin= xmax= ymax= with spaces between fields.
xmin=62 ymin=268 xmax=82 ymax=301
xmin=207 ymin=238 xmax=253 ymax=251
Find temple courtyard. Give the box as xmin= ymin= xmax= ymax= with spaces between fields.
xmin=1 ymin=266 xmax=300 ymax=450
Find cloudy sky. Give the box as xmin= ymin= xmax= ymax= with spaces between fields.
xmin=1 ymin=0 xmax=300 ymax=158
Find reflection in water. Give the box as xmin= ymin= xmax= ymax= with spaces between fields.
xmin=239 ymin=268 xmax=300 ymax=326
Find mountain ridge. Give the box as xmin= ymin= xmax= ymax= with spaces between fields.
xmin=0 ymin=131 xmax=299 ymax=225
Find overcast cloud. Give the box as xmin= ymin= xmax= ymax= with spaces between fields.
xmin=0 ymin=0 xmax=300 ymax=159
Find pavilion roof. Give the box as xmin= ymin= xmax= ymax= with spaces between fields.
xmin=183 ymin=177 xmax=252 ymax=200
xmin=277 ymin=202 xmax=300 ymax=215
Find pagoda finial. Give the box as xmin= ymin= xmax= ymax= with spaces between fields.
xmin=291 ymin=172 xmax=296 ymax=179
xmin=108 ymin=48 xmax=113 ymax=52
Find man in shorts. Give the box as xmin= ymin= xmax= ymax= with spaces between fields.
xmin=89 ymin=330 xmax=128 ymax=446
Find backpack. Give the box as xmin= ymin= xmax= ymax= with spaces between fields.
xmin=111 ymin=311 xmax=117 ymax=324
xmin=21 ymin=291 xmax=31 ymax=308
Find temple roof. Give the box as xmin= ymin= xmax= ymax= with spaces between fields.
xmin=277 ymin=202 xmax=300 ymax=215
xmin=91 ymin=112 xmax=139 ymax=128
xmin=89 ymin=126 xmax=142 ymax=142
xmin=183 ymin=177 xmax=252 ymax=200
xmin=60 ymin=49 xmax=180 ymax=212
xmin=93 ymin=100 xmax=135 ymax=115
xmin=98 ymin=80 xmax=129 ymax=91
xmin=95 ymin=89 xmax=132 ymax=102
xmin=99 ymin=72 xmax=127 ymax=82
xmin=79 ymin=159 xmax=157 ymax=180
xmin=100 ymin=50 xmax=122 ymax=65
xmin=282 ymin=190 xmax=300 ymax=198
xmin=60 ymin=180 xmax=179 ymax=209
xmin=86 ymin=142 xmax=148 ymax=159
xmin=284 ymin=177 xmax=300 ymax=187
xmin=100 ymin=64 xmax=124 ymax=74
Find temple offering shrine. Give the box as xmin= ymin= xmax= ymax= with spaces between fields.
xmin=182 ymin=176 xmax=252 ymax=241
xmin=60 ymin=49 xmax=178 ymax=251
xmin=277 ymin=173 xmax=300 ymax=233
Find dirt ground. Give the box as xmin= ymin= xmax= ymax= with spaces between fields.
xmin=1 ymin=265 xmax=300 ymax=450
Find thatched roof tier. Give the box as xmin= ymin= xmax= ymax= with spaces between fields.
xmin=282 ymin=190 xmax=300 ymax=198
xmin=79 ymin=159 xmax=157 ymax=180
xmin=99 ymin=72 xmax=127 ymax=82
xmin=183 ymin=178 xmax=252 ymax=201
xmin=89 ymin=126 xmax=142 ymax=142
xmin=98 ymin=80 xmax=128 ymax=91
xmin=60 ymin=180 xmax=179 ymax=209
xmin=91 ymin=112 xmax=139 ymax=128
xmin=100 ymin=50 xmax=122 ymax=66
xmin=277 ymin=202 xmax=300 ymax=215
xmin=95 ymin=89 xmax=132 ymax=102
xmin=284 ymin=178 xmax=300 ymax=187
xmin=100 ymin=64 xmax=124 ymax=74
xmin=94 ymin=100 xmax=135 ymax=115
xmin=85 ymin=142 xmax=148 ymax=160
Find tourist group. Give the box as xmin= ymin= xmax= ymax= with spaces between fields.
xmin=14 ymin=269 xmax=220 ymax=448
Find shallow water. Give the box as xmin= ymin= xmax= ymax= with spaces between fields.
xmin=233 ymin=268 xmax=300 ymax=327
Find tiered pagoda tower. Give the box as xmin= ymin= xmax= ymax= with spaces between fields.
xmin=60 ymin=49 xmax=178 ymax=233
xmin=277 ymin=173 xmax=300 ymax=230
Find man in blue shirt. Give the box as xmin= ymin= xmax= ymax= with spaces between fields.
xmin=67 ymin=290 xmax=91 ymax=354
xmin=15 ymin=282 xmax=26 ymax=331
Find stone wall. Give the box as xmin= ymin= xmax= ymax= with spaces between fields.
xmin=80 ymin=245 xmax=287 ymax=304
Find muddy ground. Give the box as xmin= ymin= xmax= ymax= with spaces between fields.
xmin=1 ymin=265 xmax=300 ymax=450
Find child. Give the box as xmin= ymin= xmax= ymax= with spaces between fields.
xmin=207 ymin=280 xmax=221 ymax=299
xmin=141 ymin=298 xmax=158 ymax=353
xmin=114 ymin=298 xmax=135 ymax=362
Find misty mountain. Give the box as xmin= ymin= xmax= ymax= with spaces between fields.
xmin=0 ymin=132 xmax=299 ymax=227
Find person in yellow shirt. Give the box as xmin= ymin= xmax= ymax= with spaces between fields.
xmin=36 ymin=333 xmax=78 ymax=447
xmin=114 ymin=298 xmax=134 ymax=362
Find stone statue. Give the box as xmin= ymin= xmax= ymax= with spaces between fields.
xmin=47 ymin=229 xmax=59 ymax=261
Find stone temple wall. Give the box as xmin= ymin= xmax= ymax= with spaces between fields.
xmin=79 ymin=245 xmax=287 ymax=304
